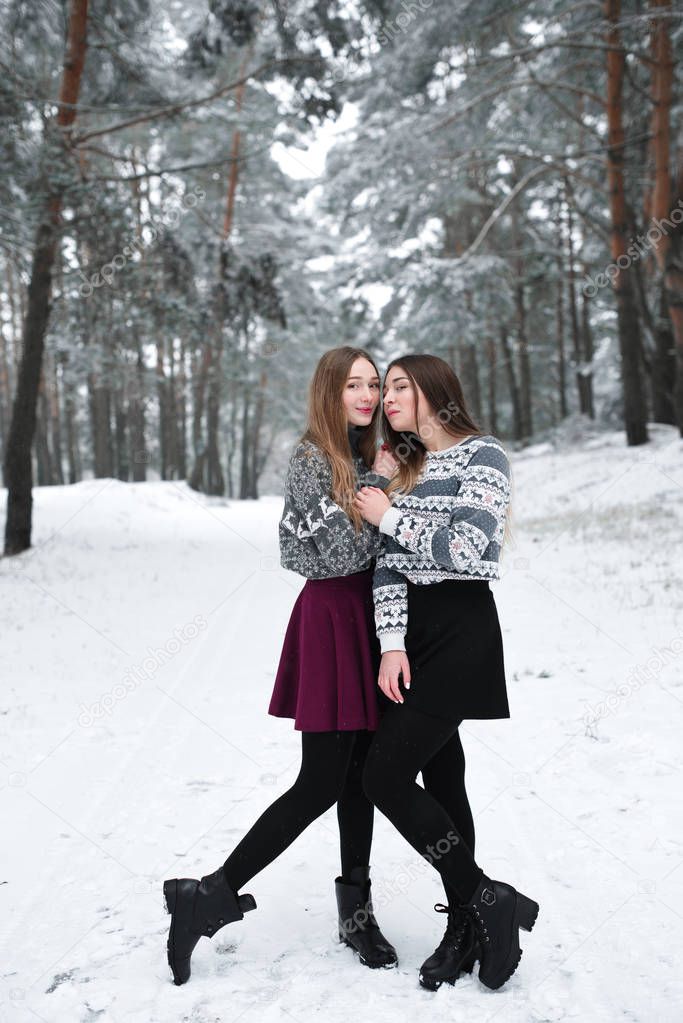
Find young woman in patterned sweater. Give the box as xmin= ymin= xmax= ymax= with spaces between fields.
xmin=163 ymin=346 xmax=403 ymax=985
xmin=355 ymin=354 xmax=539 ymax=993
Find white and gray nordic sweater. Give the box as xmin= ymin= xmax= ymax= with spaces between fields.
xmin=279 ymin=425 xmax=389 ymax=579
xmin=373 ymin=434 xmax=511 ymax=653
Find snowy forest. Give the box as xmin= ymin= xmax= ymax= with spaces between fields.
xmin=2 ymin=3 xmax=683 ymax=1023
xmin=1 ymin=0 xmax=683 ymax=553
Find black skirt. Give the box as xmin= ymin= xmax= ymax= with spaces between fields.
xmin=377 ymin=578 xmax=510 ymax=722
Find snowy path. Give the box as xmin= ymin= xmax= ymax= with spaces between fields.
xmin=1 ymin=425 xmax=682 ymax=1022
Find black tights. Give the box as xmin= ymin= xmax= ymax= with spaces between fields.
xmin=222 ymin=722 xmax=475 ymax=908
xmin=223 ymin=729 xmax=375 ymax=891
xmin=362 ymin=704 xmax=484 ymax=905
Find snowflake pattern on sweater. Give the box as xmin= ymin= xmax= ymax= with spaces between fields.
xmin=373 ymin=434 xmax=511 ymax=653
xmin=279 ymin=433 xmax=389 ymax=579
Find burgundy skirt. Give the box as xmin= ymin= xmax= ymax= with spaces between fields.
xmin=268 ymin=567 xmax=382 ymax=732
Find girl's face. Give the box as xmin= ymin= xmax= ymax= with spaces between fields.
xmin=383 ymin=365 xmax=421 ymax=433
xmin=343 ymin=357 xmax=381 ymax=426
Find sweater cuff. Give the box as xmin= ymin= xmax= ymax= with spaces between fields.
xmin=379 ymin=506 xmax=402 ymax=536
xmin=378 ymin=631 xmax=406 ymax=653
xmin=363 ymin=472 xmax=390 ymax=490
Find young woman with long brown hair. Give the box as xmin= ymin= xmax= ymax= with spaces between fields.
xmin=354 ymin=354 xmax=539 ymax=992
xmin=162 ymin=346 xmax=401 ymax=985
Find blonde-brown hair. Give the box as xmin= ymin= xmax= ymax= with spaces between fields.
xmin=381 ymin=354 xmax=513 ymax=554
xmin=299 ymin=346 xmax=382 ymax=532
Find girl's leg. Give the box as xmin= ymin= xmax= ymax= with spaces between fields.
xmin=165 ymin=730 xmax=367 ymax=986
xmin=362 ymin=704 xmax=484 ymax=903
xmin=336 ymin=728 xmax=375 ymax=878
xmin=361 ymin=707 xmax=540 ymax=992
xmin=334 ymin=729 xmax=398 ymax=969
xmin=222 ymin=729 xmax=356 ymax=892
xmin=421 ymin=723 xmax=475 ymax=912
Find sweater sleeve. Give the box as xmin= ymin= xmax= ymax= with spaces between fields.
xmin=378 ymin=440 xmax=510 ymax=572
xmin=372 ymin=544 xmax=408 ymax=653
xmin=287 ymin=443 xmax=382 ymax=575
xmin=358 ymin=467 xmax=391 ymax=490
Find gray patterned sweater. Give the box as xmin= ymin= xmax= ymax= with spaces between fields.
xmin=279 ymin=425 xmax=389 ymax=579
xmin=373 ymin=434 xmax=511 ymax=653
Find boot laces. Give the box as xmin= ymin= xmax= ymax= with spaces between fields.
xmin=467 ymin=904 xmax=490 ymax=943
xmin=433 ymin=903 xmax=469 ymax=952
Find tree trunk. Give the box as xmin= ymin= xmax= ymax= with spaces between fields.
xmin=486 ymin=333 xmax=498 ymax=434
xmin=3 ymin=0 xmax=89 ymax=554
xmin=189 ymin=338 xmax=210 ymax=491
xmin=168 ymin=337 xmax=180 ymax=479
xmin=648 ymin=0 xmax=683 ymax=433
xmin=605 ymin=0 xmax=649 ymax=445
xmin=130 ymin=341 xmax=147 ymax=482
xmin=580 ymin=283 xmax=595 ymax=419
xmin=249 ymin=367 xmax=269 ymax=499
xmin=63 ymin=358 xmax=81 ymax=485
xmin=566 ymin=195 xmax=592 ymax=416
xmin=177 ymin=336 xmax=188 ymax=479
xmin=206 ymin=353 xmax=225 ymax=495
xmin=510 ymin=188 xmax=532 ymax=439
xmin=156 ymin=339 xmax=170 ymax=480
xmin=88 ymin=370 xmax=113 ymax=477
xmin=48 ymin=348 xmax=65 ymax=483
xmin=4 ymin=215 xmax=60 ymax=551
xmin=555 ymin=249 xmax=569 ymax=419
xmin=114 ymin=385 xmax=129 ymax=481
xmin=225 ymin=368 xmax=238 ymax=498
xmin=652 ymin=282 xmax=676 ymax=422
xmin=35 ymin=369 xmax=52 ymax=486
xmin=190 ymin=51 xmax=251 ymax=494
xmin=0 ymin=305 xmax=12 ymax=467
xmin=500 ymin=324 xmax=522 ymax=440
xmin=239 ymin=386 xmax=252 ymax=499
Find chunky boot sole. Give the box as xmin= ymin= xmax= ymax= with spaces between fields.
xmin=479 ymin=892 xmax=539 ymax=991
xmin=163 ymin=880 xmax=189 ymax=985
xmin=418 ymin=946 xmax=478 ymax=990
xmin=338 ymin=929 xmax=398 ymax=969
xmin=517 ymin=893 xmax=539 ymax=932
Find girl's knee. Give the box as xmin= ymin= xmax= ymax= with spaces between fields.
xmin=289 ymin=775 xmax=344 ymax=817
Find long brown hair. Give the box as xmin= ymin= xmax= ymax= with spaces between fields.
xmin=299 ymin=346 xmax=381 ymax=532
xmin=382 ymin=354 xmax=513 ymax=553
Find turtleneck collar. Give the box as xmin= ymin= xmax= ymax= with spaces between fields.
xmin=347 ymin=423 xmax=364 ymax=455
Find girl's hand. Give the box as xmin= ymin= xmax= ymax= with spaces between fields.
xmin=372 ymin=446 xmax=399 ymax=478
xmin=354 ymin=486 xmax=391 ymax=526
xmin=378 ymin=651 xmax=411 ymax=703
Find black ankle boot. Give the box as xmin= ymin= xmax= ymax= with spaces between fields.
xmin=462 ymin=874 xmax=539 ymax=990
xmin=163 ymin=866 xmax=257 ymax=985
xmin=418 ymin=902 xmax=479 ymax=990
xmin=335 ymin=865 xmax=398 ymax=969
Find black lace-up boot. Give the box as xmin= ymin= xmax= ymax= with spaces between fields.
xmin=462 ymin=874 xmax=539 ymax=990
xmin=418 ymin=902 xmax=479 ymax=990
xmin=163 ymin=866 xmax=257 ymax=985
xmin=335 ymin=865 xmax=398 ymax=969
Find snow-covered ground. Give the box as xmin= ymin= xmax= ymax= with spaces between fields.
xmin=1 ymin=423 xmax=682 ymax=1023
